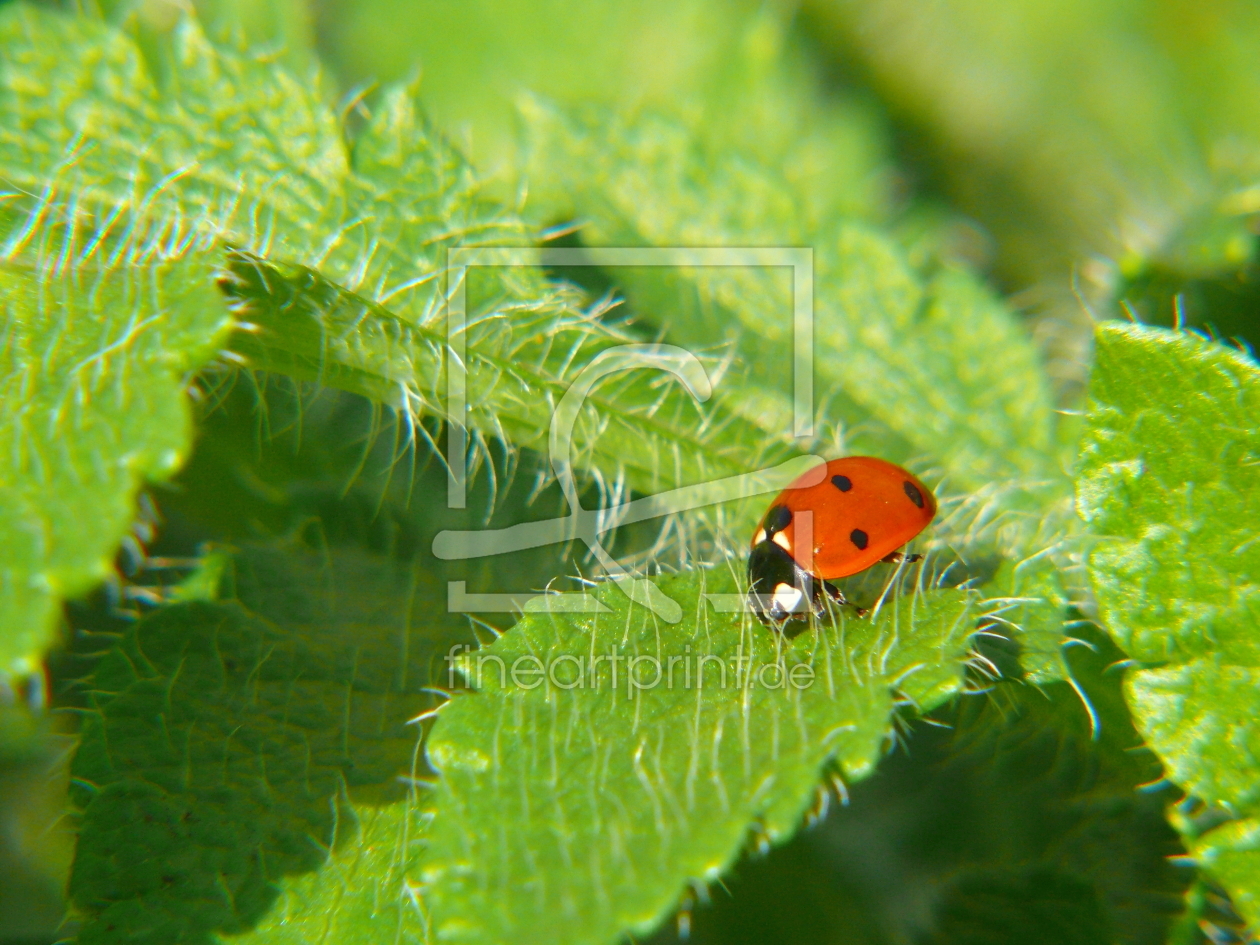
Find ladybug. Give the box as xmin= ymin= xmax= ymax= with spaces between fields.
xmin=747 ymin=456 xmax=936 ymax=622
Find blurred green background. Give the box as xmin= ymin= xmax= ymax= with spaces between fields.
xmin=303 ymin=0 xmax=1260 ymax=353
xmin=6 ymin=0 xmax=1260 ymax=941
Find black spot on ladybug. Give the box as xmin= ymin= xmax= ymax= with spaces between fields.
xmin=850 ymin=528 xmax=869 ymax=550
xmin=831 ymin=474 xmax=852 ymax=492
xmin=764 ymin=504 xmax=792 ymax=537
xmin=903 ymin=480 xmax=925 ymax=508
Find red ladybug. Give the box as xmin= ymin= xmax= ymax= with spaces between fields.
xmin=747 ymin=456 xmax=936 ymax=622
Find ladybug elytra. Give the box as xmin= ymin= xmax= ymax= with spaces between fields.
xmin=747 ymin=456 xmax=936 ymax=623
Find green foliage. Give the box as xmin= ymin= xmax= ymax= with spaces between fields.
xmin=68 ymin=543 xmax=437 ymax=944
xmin=0 ymin=705 xmax=74 ymax=936
xmin=155 ymin=375 xmax=592 ymax=644
xmin=0 ymin=0 xmax=353 ymax=674
xmin=521 ymin=104 xmax=1069 ymax=530
xmin=1115 ymin=194 xmax=1260 ymax=354
xmin=625 ymin=638 xmax=1188 ymax=945
xmin=10 ymin=0 xmax=1257 ymax=942
xmin=0 ymin=6 xmax=341 ymax=266
xmin=318 ymin=0 xmax=891 ymax=209
xmin=416 ymin=570 xmax=979 ymax=943
xmin=219 ymin=249 xmax=786 ymax=500
xmin=1078 ymin=322 xmax=1260 ymax=926
xmin=228 ymin=803 xmax=428 ymax=945
xmin=1193 ymin=820 xmax=1260 ymax=937
xmin=61 ymin=531 xmax=987 ymax=945
xmin=802 ymin=0 xmax=1260 ymax=288
xmin=979 ymin=556 xmax=1071 ymax=686
xmin=0 ymin=0 xmax=524 ymax=313
xmin=0 ymin=253 xmax=231 ymax=674
xmin=0 ymin=2 xmax=793 ymax=677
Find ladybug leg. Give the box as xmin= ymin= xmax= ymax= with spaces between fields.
xmin=821 ymin=581 xmax=848 ymax=604
xmin=879 ymin=551 xmax=924 ymax=565
xmin=822 ymin=581 xmax=868 ymax=618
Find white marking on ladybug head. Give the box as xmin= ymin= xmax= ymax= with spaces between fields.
xmin=772 ymin=531 xmax=792 ymax=553
xmin=752 ymin=528 xmax=766 ymax=546
xmin=772 ymin=583 xmax=804 ymax=613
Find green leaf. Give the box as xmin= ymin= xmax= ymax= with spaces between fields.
xmin=1195 ymin=819 xmax=1260 ymax=935
xmin=0 ymin=5 xmax=520 ymax=314
xmin=521 ymin=102 xmax=821 ymax=465
xmin=220 ymin=250 xmax=795 ymax=502
xmin=0 ymin=1 xmax=353 ymax=675
xmin=4 ymin=2 xmax=805 ymax=501
xmin=1077 ymin=323 xmax=1260 ymax=664
xmin=521 ymin=104 xmax=1066 ymax=509
xmin=0 ymin=5 xmax=803 ymax=677
xmin=67 ymin=541 xmax=439 ymax=944
xmin=0 ymin=253 xmax=231 ymax=674
xmin=1077 ymin=321 xmax=1260 ymax=923
xmin=198 ymin=626 xmax=1183 ymax=945
xmin=0 ymin=5 xmax=342 ymax=267
xmin=226 ymin=803 xmax=429 ymax=945
xmin=819 ymin=231 xmax=1061 ymax=488
xmin=416 ymin=570 xmax=980 ymax=943
xmin=980 ymin=556 xmax=1070 ymax=685
xmin=314 ymin=79 xmax=538 ymax=329
xmin=521 ymin=101 xmax=1076 ymax=682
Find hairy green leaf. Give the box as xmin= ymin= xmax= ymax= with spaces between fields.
xmin=227 ymin=803 xmax=429 ymax=945
xmin=220 ymin=251 xmax=794 ymax=502
xmin=1077 ymin=321 xmax=1260 ymax=924
xmin=819 ymin=230 xmax=1060 ymax=488
xmin=979 ymin=556 xmax=1070 ymax=685
xmin=416 ymin=569 xmax=980 ymax=943
xmin=521 ymin=104 xmax=1065 ymax=511
xmin=67 ymin=542 xmax=439 ymax=944
xmin=1194 ymin=819 xmax=1260 ymax=935
xmin=0 ymin=5 xmax=805 ymax=679
xmin=160 ymin=376 xmax=588 ymax=633
xmin=518 ymin=104 xmax=1078 ymax=682
xmin=0 ymin=5 xmax=341 ymax=268
xmin=0 ymin=253 xmax=231 ymax=674
xmin=0 ymin=4 xmax=522 ymax=314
